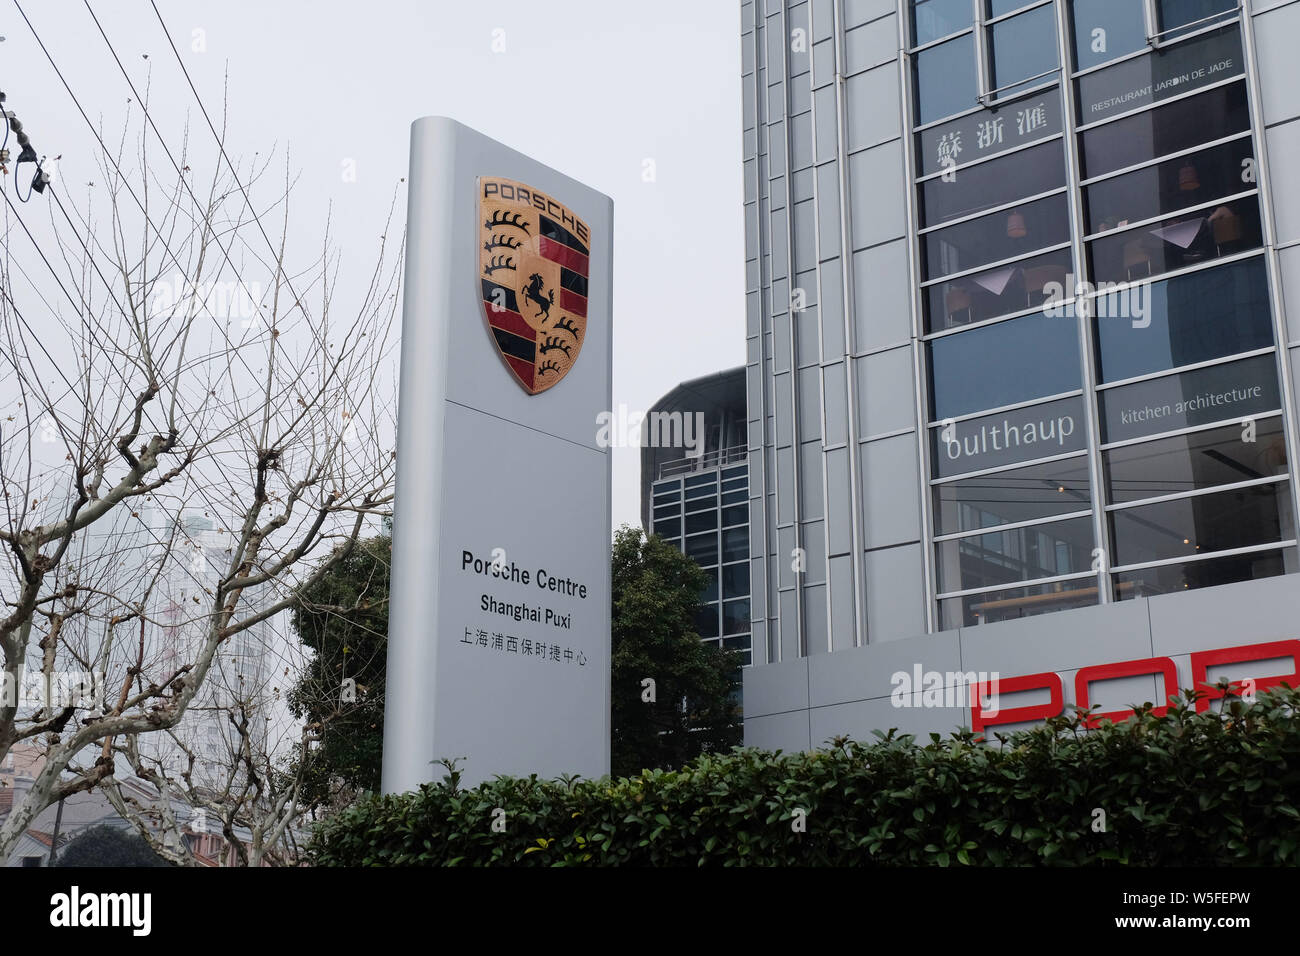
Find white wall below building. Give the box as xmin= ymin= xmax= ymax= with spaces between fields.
xmin=744 ymin=572 xmax=1300 ymax=750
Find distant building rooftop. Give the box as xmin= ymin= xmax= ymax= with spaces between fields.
xmin=639 ymin=366 xmax=746 ymax=530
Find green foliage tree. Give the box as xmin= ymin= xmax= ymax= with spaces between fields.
xmin=289 ymin=533 xmax=392 ymax=810
xmin=288 ymin=523 xmax=740 ymax=800
xmin=310 ymin=685 xmax=1300 ymax=867
xmin=610 ymin=524 xmax=742 ymax=777
xmin=56 ymin=825 xmax=172 ymax=867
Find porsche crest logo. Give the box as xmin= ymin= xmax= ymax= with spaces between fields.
xmin=479 ymin=178 xmax=590 ymax=395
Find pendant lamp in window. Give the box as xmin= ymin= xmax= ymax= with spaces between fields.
xmin=1006 ymin=209 xmax=1027 ymax=238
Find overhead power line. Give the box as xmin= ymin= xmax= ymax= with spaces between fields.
xmin=5 ymin=2 xmax=384 ymax=663
xmin=144 ymin=0 xmax=312 ymax=321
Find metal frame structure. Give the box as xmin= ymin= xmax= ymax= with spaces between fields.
xmin=903 ymin=0 xmax=1299 ymax=629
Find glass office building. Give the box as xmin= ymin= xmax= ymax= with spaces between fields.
xmin=740 ymin=0 xmax=1300 ymax=748
xmin=641 ymin=369 xmax=753 ymax=664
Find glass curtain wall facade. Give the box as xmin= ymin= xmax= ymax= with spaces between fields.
xmin=914 ymin=0 xmax=1298 ymax=630
xmin=741 ymin=0 xmax=1300 ymax=669
xmin=650 ymin=464 xmax=754 ymax=664
xmin=642 ymin=368 xmax=753 ymax=664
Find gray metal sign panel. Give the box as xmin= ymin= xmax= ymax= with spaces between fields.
xmin=382 ymin=117 xmax=612 ymax=793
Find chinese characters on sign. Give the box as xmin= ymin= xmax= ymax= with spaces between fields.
xmin=937 ymin=130 xmax=962 ymax=169
xmin=459 ymin=627 xmax=589 ymax=666
xmin=920 ymin=92 xmax=1062 ymax=178
xmin=1017 ymin=102 xmax=1048 ymax=136
xmin=976 ymin=117 xmax=1002 ymax=150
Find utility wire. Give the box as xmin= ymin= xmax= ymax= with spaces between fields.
xmin=7 ymin=4 xmax=386 ymax=707
xmin=0 ymin=191 xmax=91 ymax=401
xmin=82 ymin=0 xmax=297 ymax=333
xmin=9 ymin=1 xmax=331 ymax=570
xmin=2 ymin=135 xmax=302 ymax=679
xmin=12 ymin=0 xmax=283 ymax=370
xmin=0 ymin=111 xmax=367 ymax=838
xmin=4 ymin=153 xmax=255 ymax=543
xmin=145 ymin=0 xmax=312 ymax=323
xmin=0 ymin=93 xmax=147 ymax=416
xmin=40 ymin=0 xmax=368 ymax=553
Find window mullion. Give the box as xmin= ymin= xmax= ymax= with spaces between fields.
xmin=973 ymin=0 xmax=989 ymax=103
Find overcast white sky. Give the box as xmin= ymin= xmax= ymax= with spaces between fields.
xmin=1 ymin=0 xmax=746 ymax=531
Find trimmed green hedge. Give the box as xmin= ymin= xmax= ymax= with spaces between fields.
xmin=309 ymin=685 xmax=1300 ymax=866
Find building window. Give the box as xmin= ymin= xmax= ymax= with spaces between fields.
xmin=653 ymin=493 xmax=681 ymax=539
xmin=928 ymin=310 xmax=1082 ymax=420
xmin=1097 ymin=352 xmax=1281 ymax=444
xmin=914 ymin=34 xmax=979 ymax=125
xmin=723 ymin=635 xmax=752 ymax=655
xmin=721 ymin=561 xmax=750 ymax=597
xmin=654 ymin=459 xmax=748 ymax=663
xmin=1092 ymin=256 xmax=1274 ymax=384
xmin=1070 ymin=0 xmax=1147 ymax=72
xmin=912 ymin=84 xmax=1071 ymax=339
xmin=941 ymin=577 xmax=1100 ymax=627
xmin=1083 ymin=137 xmax=1256 ymax=237
xmin=701 ymin=567 xmax=720 ymax=604
xmin=685 ymin=510 xmax=718 ymax=535
xmin=1078 ymin=80 xmax=1249 ymax=179
xmin=933 ymin=454 xmax=1093 ymax=535
xmin=912 ymin=2 xmax=1065 ymax=124
xmin=721 ymin=527 xmax=748 ymax=562
xmin=986 ymin=2 xmax=1059 ymax=100
xmin=1109 ymin=482 xmax=1294 ymax=567
xmin=1075 ymin=23 xmax=1243 ymax=125
xmin=909 ymin=4 xmax=1294 ymax=624
xmin=989 ymin=0 xmax=1047 ymax=16
xmin=1113 ymin=548 xmax=1289 ymax=597
xmin=918 ymin=88 xmax=1063 ymax=179
xmin=1087 ymin=195 xmax=1261 ymax=286
xmin=923 ymin=193 xmax=1072 ymax=282
xmin=920 ymin=139 xmax=1067 ymax=227
xmin=1156 ymin=0 xmax=1238 ymax=41
xmin=695 ymin=604 xmax=721 ymax=638
xmin=924 ymin=246 xmax=1075 ymax=331
xmin=935 ymin=514 xmax=1095 ymax=594
xmin=685 ymin=471 xmax=716 ymax=486
xmin=653 ymin=518 xmax=681 ymax=538
xmin=913 ymin=0 xmax=975 ymax=46
xmin=1076 ymin=34 xmax=1259 ymax=288
xmin=685 ymin=532 xmax=718 ymax=566
xmin=1104 ymin=418 xmax=1288 ymax=505
xmin=930 ymin=395 xmax=1089 ymax=480
xmin=723 ymin=598 xmax=751 ymax=635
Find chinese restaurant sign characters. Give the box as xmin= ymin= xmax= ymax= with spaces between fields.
xmin=919 ymin=93 xmax=1062 ymax=178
